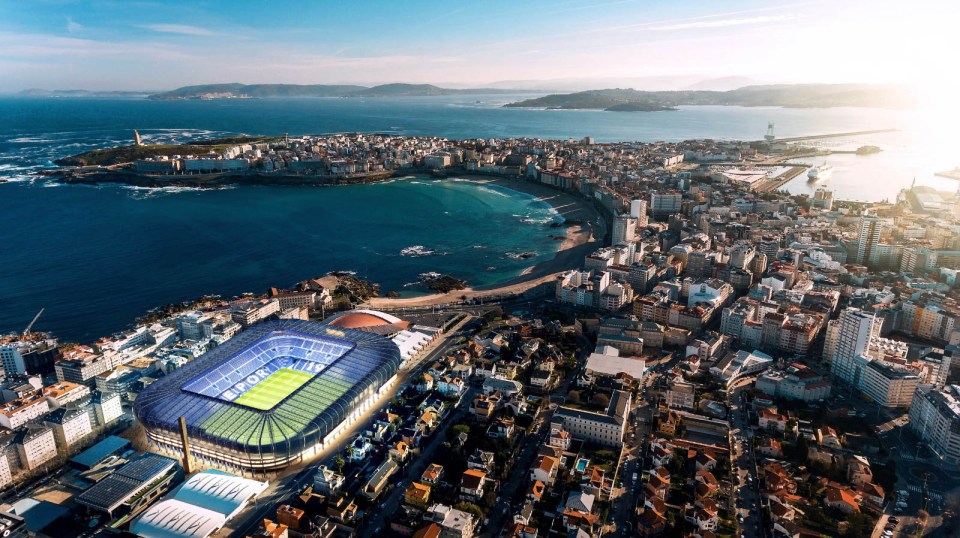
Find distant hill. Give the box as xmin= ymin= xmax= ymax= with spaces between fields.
xmin=147 ymin=82 xmax=525 ymax=100
xmin=147 ymin=83 xmax=365 ymax=100
xmin=17 ymin=88 xmax=151 ymax=98
xmin=504 ymin=84 xmax=915 ymax=110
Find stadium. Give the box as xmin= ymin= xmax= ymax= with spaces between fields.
xmin=133 ymin=319 xmax=401 ymax=471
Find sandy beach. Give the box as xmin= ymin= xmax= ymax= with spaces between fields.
xmin=364 ymin=175 xmax=605 ymax=309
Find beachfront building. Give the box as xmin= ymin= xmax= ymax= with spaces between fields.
xmin=556 ymin=270 xmax=633 ymax=311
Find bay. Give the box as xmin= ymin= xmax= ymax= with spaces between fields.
xmin=0 ymin=95 xmax=954 ymax=341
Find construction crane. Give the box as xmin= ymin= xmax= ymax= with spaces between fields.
xmin=22 ymin=308 xmax=44 ymax=337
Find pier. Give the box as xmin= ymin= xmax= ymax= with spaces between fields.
xmin=935 ymin=168 xmax=960 ymax=181
xmin=752 ymin=165 xmax=807 ymax=193
xmin=767 ymin=128 xmax=898 ymax=143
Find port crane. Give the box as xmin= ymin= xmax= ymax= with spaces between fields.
xmin=22 ymin=308 xmax=44 ymax=337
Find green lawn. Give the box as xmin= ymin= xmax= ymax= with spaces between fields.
xmin=233 ymin=368 xmax=313 ymax=410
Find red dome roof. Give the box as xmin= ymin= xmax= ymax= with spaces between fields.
xmin=328 ymin=312 xmax=394 ymax=329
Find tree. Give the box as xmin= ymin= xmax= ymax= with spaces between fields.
xmin=454 ymin=501 xmax=484 ymax=521
xmin=567 ymin=390 xmax=582 ymax=402
xmin=591 ymin=393 xmax=611 ymax=407
xmin=334 ymin=455 xmax=346 ymax=473
xmin=452 ymin=424 xmax=471 ymax=439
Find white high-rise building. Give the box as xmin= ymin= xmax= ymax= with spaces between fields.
xmin=630 ymin=199 xmax=648 ymax=226
xmin=910 ymin=384 xmax=960 ymax=465
xmin=0 ymin=345 xmax=26 ymax=376
xmin=855 ymin=215 xmax=881 ymax=265
xmin=612 ymin=215 xmax=637 ymax=245
xmin=829 ymin=308 xmax=875 ymax=384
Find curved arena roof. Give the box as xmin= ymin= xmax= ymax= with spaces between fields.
xmin=325 ymin=309 xmax=407 ymax=330
xmin=174 ymin=471 xmax=267 ymax=519
xmin=133 ymin=319 xmax=401 ymax=469
xmin=131 ymin=499 xmax=224 ymax=538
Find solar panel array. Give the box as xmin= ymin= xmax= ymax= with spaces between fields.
xmin=75 ymin=453 xmax=178 ymax=512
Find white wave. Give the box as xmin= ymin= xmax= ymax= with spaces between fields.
xmin=0 ymin=175 xmax=36 ymax=184
xmin=8 ymin=137 xmax=49 ymax=143
xmin=400 ymin=245 xmax=437 ymax=257
xmin=476 ymin=185 xmax=510 ymax=197
xmin=121 ymin=184 xmax=228 ymax=199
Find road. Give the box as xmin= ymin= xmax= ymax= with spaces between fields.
xmin=729 ymin=378 xmax=764 ymax=538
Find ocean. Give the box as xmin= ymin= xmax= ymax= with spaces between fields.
xmin=0 ymin=95 xmax=954 ymax=341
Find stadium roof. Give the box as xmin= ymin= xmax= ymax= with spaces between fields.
xmin=131 ymin=499 xmax=225 ymax=538
xmin=171 ymin=471 xmax=268 ymax=519
xmin=70 ymin=435 xmax=131 ymax=468
xmin=134 ymin=320 xmax=402 ymax=469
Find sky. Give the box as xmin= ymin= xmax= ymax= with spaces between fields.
xmin=0 ymin=0 xmax=956 ymax=93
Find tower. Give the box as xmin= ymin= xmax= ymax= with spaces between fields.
xmin=630 ymin=199 xmax=648 ymax=226
xmin=764 ymin=122 xmax=776 ymax=142
xmin=829 ymin=308 xmax=875 ymax=384
xmin=612 ymin=214 xmax=637 ymax=245
xmin=134 ymin=130 xmax=143 ymax=146
xmin=855 ymin=215 xmax=881 ymax=266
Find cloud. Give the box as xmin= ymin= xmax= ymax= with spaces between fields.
xmin=139 ymin=24 xmax=218 ymax=36
xmin=650 ymin=15 xmax=793 ymax=31
xmin=66 ymin=17 xmax=84 ymax=33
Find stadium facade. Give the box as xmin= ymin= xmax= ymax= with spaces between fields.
xmin=133 ymin=320 xmax=401 ymax=471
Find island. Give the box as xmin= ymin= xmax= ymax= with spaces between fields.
xmin=504 ymin=83 xmax=914 ymax=110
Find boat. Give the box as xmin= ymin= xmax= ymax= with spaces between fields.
xmin=808 ymin=163 xmax=833 ymax=182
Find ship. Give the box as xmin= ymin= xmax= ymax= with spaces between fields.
xmin=807 ymin=163 xmax=833 ymax=182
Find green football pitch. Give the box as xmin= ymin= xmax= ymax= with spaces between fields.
xmin=233 ymin=368 xmax=314 ymax=410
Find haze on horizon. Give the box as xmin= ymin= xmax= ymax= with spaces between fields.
xmin=0 ymin=0 xmax=956 ymax=102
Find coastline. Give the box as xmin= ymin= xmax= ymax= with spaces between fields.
xmin=365 ymin=175 xmax=604 ymax=308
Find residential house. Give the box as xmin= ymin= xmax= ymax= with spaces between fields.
xmin=349 ymin=436 xmax=373 ymax=462
xmin=487 ymin=417 xmax=515 ymax=439
xmin=425 ymin=504 xmax=475 ymax=538
xmin=847 ymin=455 xmax=873 ymax=486
xmin=758 ymin=408 xmax=788 ymax=432
xmin=858 ymin=482 xmax=885 ymax=509
xmin=405 ymin=482 xmax=432 ymax=507
xmin=314 ymin=465 xmax=344 ymax=496
xmin=470 ymin=392 xmax=501 ymax=421
xmin=390 ymin=441 xmax=411 ymax=463
xmin=459 ymin=469 xmax=488 ymax=501
xmin=548 ymin=422 xmax=572 ymax=451
xmin=817 ymin=426 xmax=842 ymax=449
xmin=562 ymin=491 xmax=598 ymax=533
xmin=529 ymin=455 xmax=559 ymax=486
xmin=758 ymin=437 xmax=784 ymax=458
xmin=421 ymin=463 xmax=444 ymax=485
xmin=437 ymin=375 xmax=465 ymax=397
xmin=527 ymin=480 xmax=545 ymax=504
xmin=467 ymin=449 xmax=496 ymax=473
xmin=825 ymin=484 xmax=861 ymax=514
